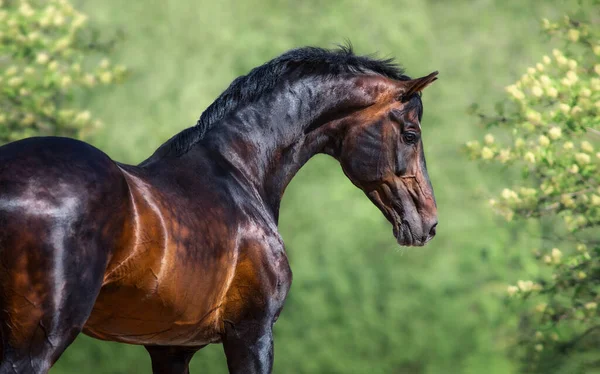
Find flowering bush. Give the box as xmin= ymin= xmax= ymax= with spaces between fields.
xmin=466 ymin=5 xmax=599 ymax=373
xmin=0 ymin=0 xmax=126 ymax=144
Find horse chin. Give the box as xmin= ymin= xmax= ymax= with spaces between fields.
xmin=367 ymin=186 xmax=424 ymax=247
xmin=391 ymin=215 xmax=423 ymax=247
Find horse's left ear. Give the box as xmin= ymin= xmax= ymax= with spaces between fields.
xmin=399 ymin=71 xmax=438 ymax=101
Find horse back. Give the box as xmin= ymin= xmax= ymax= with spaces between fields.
xmin=0 ymin=136 xmax=131 ymax=259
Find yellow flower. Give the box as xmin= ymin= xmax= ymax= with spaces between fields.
xmin=539 ymin=75 xmax=551 ymax=86
xmin=507 ymin=285 xmax=519 ymax=296
xmin=541 ymin=182 xmax=554 ymax=195
xmin=45 ymin=5 xmax=57 ymax=16
xmin=19 ymin=3 xmax=35 ymax=17
xmin=535 ymin=303 xmax=547 ymax=313
xmin=488 ymin=199 xmax=497 ymax=207
xmin=585 ymin=302 xmax=597 ymax=310
xmin=556 ymin=55 xmax=568 ymax=66
xmin=48 ymin=61 xmax=59 ymax=71
xmin=538 ymin=135 xmax=550 ymax=147
xmin=535 ymin=344 xmax=543 ymax=352
xmin=60 ymin=76 xmax=72 ymax=88
xmin=548 ymin=127 xmax=561 ymax=140
xmin=581 ymin=141 xmax=594 ymax=153
xmin=594 ymin=45 xmax=600 ymax=56
xmin=515 ymin=138 xmax=524 ymax=148
xmin=563 ymin=141 xmax=574 ymax=150
xmin=531 ymin=85 xmax=543 ymax=97
xmin=526 ymin=111 xmax=541 ymax=124
xmin=552 ymin=49 xmax=562 ymax=58
xmin=570 ymin=106 xmax=582 ymax=116
xmin=577 ymin=271 xmax=587 ymax=279
xmin=568 ymin=59 xmax=577 ymax=70
xmin=55 ymin=37 xmax=70 ymax=51
xmin=568 ymin=164 xmax=579 ymax=174
xmin=551 ymin=248 xmax=562 ymax=263
xmin=575 ymin=152 xmax=590 ymax=165
xmin=36 ymin=52 xmax=49 ymax=65
xmin=558 ymin=103 xmax=570 ymax=114
xmin=484 ymin=134 xmax=494 ymax=145
xmin=561 ymin=194 xmax=576 ymax=207
xmin=567 ymin=29 xmax=580 ymax=42
xmin=542 ymin=18 xmax=550 ymax=28
xmin=536 ymin=63 xmax=544 ymax=72
xmin=580 ymin=88 xmax=591 ymax=97
xmin=74 ymin=110 xmax=91 ymax=124
xmin=543 ymin=55 xmax=551 ymax=64
xmin=591 ymin=195 xmax=600 ymax=206
xmin=99 ymin=71 xmax=113 ymax=84
xmin=5 ymin=66 xmax=17 ymax=76
xmin=53 ymin=14 xmax=65 ymax=26
xmin=28 ymin=31 xmax=40 ymax=42
xmin=543 ymin=255 xmax=552 ymax=264
xmin=99 ymin=58 xmax=110 ymax=69
xmin=524 ymin=152 xmax=535 ymax=163
xmin=527 ymin=67 xmax=536 ymax=75
xmin=517 ymin=280 xmax=534 ymax=292
xmin=505 ymin=84 xmax=525 ymax=100
xmin=481 ymin=147 xmax=494 ymax=160
xmin=501 ymin=188 xmax=517 ymax=200
xmin=595 ymin=64 xmax=600 ymax=75
xmin=7 ymin=76 xmax=23 ymax=87
xmin=498 ymin=149 xmax=510 ymax=163
xmin=551 ymin=333 xmax=559 ymax=341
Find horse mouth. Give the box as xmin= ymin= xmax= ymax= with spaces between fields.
xmin=368 ymin=184 xmax=424 ymax=247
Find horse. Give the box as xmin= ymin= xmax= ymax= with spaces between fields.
xmin=0 ymin=46 xmax=438 ymax=374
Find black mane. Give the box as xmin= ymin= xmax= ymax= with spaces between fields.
xmin=142 ymin=45 xmax=409 ymax=164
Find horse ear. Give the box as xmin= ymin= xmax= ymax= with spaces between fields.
xmin=399 ymin=71 xmax=438 ymax=101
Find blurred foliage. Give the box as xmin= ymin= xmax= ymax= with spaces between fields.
xmin=1 ymin=0 xmax=597 ymax=373
xmin=0 ymin=0 xmax=126 ymax=144
xmin=466 ymin=3 xmax=600 ymax=373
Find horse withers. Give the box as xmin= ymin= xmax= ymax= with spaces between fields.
xmin=0 ymin=46 xmax=438 ymax=374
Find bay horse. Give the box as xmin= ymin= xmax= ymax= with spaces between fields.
xmin=0 ymin=46 xmax=438 ymax=373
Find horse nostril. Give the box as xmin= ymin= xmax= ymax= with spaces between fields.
xmin=428 ymin=221 xmax=438 ymax=238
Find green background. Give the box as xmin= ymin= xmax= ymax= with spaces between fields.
xmin=52 ymin=0 xmax=573 ymax=372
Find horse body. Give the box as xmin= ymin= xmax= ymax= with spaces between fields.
xmin=85 ymin=149 xmax=290 ymax=348
xmin=0 ymin=46 xmax=438 ymax=373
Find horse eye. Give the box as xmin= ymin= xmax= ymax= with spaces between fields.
xmin=403 ymin=131 xmax=419 ymax=144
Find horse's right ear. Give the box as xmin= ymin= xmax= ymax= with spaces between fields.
xmin=399 ymin=71 xmax=438 ymax=102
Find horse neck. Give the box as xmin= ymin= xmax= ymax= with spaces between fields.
xmin=200 ymin=76 xmax=373 ymax=221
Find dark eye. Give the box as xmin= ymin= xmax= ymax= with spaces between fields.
xmin=403 ymin=131 xmax=419 ymax=144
